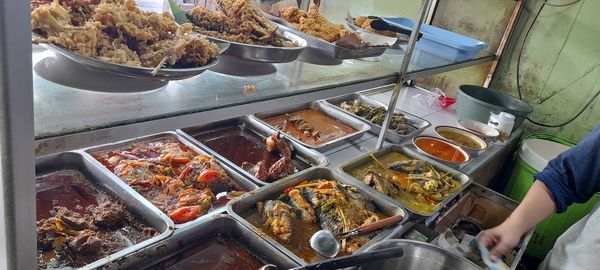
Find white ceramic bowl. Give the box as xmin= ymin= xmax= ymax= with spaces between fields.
xmin=457 ymin=119 xmax=499 ymax=143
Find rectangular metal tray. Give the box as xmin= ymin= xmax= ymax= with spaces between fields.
xmin=35 ymin=151 xmax=174 ymax=270
xmin=227 ymin=167 xmax=409 ymax=265
xmin=81 ymin=131 xmax=259 ymax=229
xmin=108 ymin=214 xmax=299 ymax=269
xmin=252 ymin=101 xmax=371 ymax=150
xmin=324 ymin=93 xmax=431 ymax=143
xmin=274 ymin=22 xmax=388 ymax=59
xmin=338 ymin=144 xmax=472 ymax=218
xmin=177 ymin=116 xmax=329 ymax=186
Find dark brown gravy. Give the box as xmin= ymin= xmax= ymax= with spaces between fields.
xmin=264 ymin=109 xmax=357 ymax=146
xmin=195 ymin=126 xmax=310 ymax=179
xmin=147 ymin=235 xmax=264 ymax=270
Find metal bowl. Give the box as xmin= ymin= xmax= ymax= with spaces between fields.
xmin=206 ymin=29 xmax=308 ymax=63
xmin=457 ymin=119 xmax=499 ymax=143
xmin=358 ymin=239 xmax=482 ymax=270
xmin=412 ymin=136 xmax=471 ymax=165
xmin=37 ymin=39 xmax=229 ymax=81
xmin=434 ymin=126 xmax=487 ymax=155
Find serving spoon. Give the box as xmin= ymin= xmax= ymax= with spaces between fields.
xmin=309 ymin=214 xmax=404 ymax=258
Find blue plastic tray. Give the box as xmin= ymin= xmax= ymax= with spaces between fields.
xmin=383 ymin=17 xmax=488 ymax=62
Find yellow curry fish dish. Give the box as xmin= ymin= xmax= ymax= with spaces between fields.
xmin=349 ymin=152 xmax=462 ymax=214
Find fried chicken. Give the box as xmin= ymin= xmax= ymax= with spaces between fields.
xmin=187 ymin=0 xmax=296 ymax=47
xmin=31 ymin=0 xmax=219 ymax=69
xmin=281 ymin=3 xmax=364 ymax=48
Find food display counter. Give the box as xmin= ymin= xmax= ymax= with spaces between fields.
xmin=0 ymin=0 xmax=529 ymax=269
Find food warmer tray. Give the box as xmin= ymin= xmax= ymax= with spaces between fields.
xmin=252 ymin=101 xmax=371 ymax=150
xmin=35 ymin=151 xmax=174 ymax=269
xmin=324 ymin=93 xmax=431 ymax=143
xmin=203 ymin=29 xmax=308 ymax=63
xmin=177 ymin=115 xmax=329 ymax=186
xmin=109 ymin=214 xmax=299 ymax=269
xmin=338 ymin=144 xmax=472 ymax=218
xmin=81 ymin=131 xmax=259 ymax=229
xmin=227 ymin=167 xmax=409 ymax=266
xmin=35 ymin=37 xmax=230 ymax=80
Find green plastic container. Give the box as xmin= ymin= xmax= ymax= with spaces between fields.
xmin=504 ymin=133 xmax=599 ymax=260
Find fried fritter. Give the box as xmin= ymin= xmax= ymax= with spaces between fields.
xmin=187 ymin=0 xmax=296 ymax=47
xmin=281 ymin=3 xmax=364 ymax=48
xmin=31 ymin=0 xmax=219 ymax=69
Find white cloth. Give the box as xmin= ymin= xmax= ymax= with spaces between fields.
xmin=538 ymin=201 xmax=600 ymax=270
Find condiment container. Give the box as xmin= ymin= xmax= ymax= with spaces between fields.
xmin=488 ymin=112 xmax=515 ymax=142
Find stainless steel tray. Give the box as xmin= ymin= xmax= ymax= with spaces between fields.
xmin=205 ymin=29 xmax=307 ymax=63
xmin=338 ymin=144 xmax=472 ymax=217
xmin=177 ymin=116 xmax=329 ymax=186
xmin=35 ymin=151 xmax=174 ymax=270
xmin=109 ymin=214 xmax=299 ymax=269
xmin=227 ymin=167 xmax=409 ymax=265
xmin=324 ymin=93 xmax=431 ymax=143
xmin=252 ymin=101 xmax=371 ymax=150
xmin=36 ymin=38 xmax=229 ymax=81
xmin=81 ymin=131 xmax=259 ymax=229
xmin=274 ymin=22 xmax=388 ymax=60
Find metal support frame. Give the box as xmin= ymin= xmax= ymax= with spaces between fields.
xmin=0 ymin=0 xmax=37 ymax=269
xmin=376 ymin=0 xmax=434 ymax=149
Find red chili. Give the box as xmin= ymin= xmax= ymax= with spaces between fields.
xmin=169 ymin=206 xmax=200 ymax=223
xmin=196 ymin=169 xmax=220 ymax=184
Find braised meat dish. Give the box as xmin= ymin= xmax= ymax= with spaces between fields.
xmin=264 ymin=108 xmax=357 ymax=147
xmin=253 ymin=179 xmax=387 ymax=262
xmin=93 ymin=137 xmax=246 ymax=224
xmin=281 ymin=3 xmax=364 ymax=48
xmin=36 ymin=170 xmax=157 ymax=269
xmin=187 ymin=0 xmax=296 ymax=47
xmin=31 ymin=0 xmax=219 ymax=68
xmin=340 ymin=99 xmax=414 ymax=135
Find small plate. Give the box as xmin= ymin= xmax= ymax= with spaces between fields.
xmin=457 ymin=119 xmax=499 ymax=143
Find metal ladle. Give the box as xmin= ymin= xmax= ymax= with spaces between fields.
xmin=309 ymin=214 xmax=404 ymax=258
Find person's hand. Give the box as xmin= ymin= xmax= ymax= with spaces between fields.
xmin=479 ymin=221 xmax=524 ymax=261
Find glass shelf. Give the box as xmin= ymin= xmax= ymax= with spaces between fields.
xmin=33 ymin=46 xmax=494 ymax=154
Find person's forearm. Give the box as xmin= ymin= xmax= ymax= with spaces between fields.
xmin=504 ymin=181 xmax=557 ymax=235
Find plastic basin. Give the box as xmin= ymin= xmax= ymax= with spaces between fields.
xmin=456 ymin=85 xmax=533 ymax=130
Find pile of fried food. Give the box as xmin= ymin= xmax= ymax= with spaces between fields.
xmin=281 ymin=3 xmax=364 ymax=48
xmin=364 ymin=159 xmax=461 ymax=207
xmin=354 ymin=16 xmax=397 ymax=37
xmin=187 ymin=0 xmax=296 ymax=47
xmin=31 ymin=0 xmax=220 ymax=69
xmin=93 ymin=137 xmax=245 ymax=224
xmin=256 ymin=179 xmax=385 ymax=255
xmin=340 ymin=99 xmax=414 ymax=135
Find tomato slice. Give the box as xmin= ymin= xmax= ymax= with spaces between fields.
xmin=424 ymin=196 xmax=439 ymax=205
xmin=169 ymin=206 xmax=200 ymax=223
xmin=196 ymin=169 xmax=221 ymax=184
xmin=282 ymin=186 xmax=294 ymax=195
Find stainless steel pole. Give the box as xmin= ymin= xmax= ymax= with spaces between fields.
xmin=0 ymin=0 xmax=37 ymax=268
xmin=375 ymin=0 xmax=433 ymax=149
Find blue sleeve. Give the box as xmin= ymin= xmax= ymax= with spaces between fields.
xmin=534 ymin=125 xmax=600 ymax=213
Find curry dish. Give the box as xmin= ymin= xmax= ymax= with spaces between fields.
xmin=415 ymin=137 xmax=468 ymax=163
xmin=196 ymin=127 xmax=310 ymax=182
xmin=347 ymin=152 xmax=462 ymax=214
xmin=92 ymin=137 xmax=246 ymax=224
xmin=437 ymin=129 xmax=484 ymax=149
xmin=249 ymin=179 xmax=387 ymax=263
xmin=36 ymin=170 xmax=157 ymax=269
xmin=264 ymin=108 xmax=357 ymax=147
